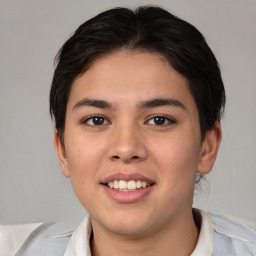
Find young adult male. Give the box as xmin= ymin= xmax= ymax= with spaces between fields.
xmin=18 ymin=5 xmax=256 ymax=256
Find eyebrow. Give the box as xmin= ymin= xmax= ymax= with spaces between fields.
xmin=138 ymin=98 xmax=186 ymax=110
xmin=72 ymin=97 xmax=186 ymax=111
xmin=73 ymin=98 xmax=113 ymax=111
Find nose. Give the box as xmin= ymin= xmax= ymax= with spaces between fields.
xmin=108 ymin=124 xmax=147 ymax=163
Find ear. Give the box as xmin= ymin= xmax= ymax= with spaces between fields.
xmin=197 ymin=122 xmax=222 ymax=175
xmin=54 ymin=130 xmax=70 ymax=178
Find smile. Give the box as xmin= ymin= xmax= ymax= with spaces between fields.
xmin=107 ymin=180 xmax=151 ymax=191
xmin=101 ymin=172 xmax=155 ymax=202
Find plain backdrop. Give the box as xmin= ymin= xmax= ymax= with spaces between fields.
xmin=1 ymin=0 xmax=255 ymax=233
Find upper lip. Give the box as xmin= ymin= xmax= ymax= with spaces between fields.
xmin=101 ymin=172 xmax=155 ymax=184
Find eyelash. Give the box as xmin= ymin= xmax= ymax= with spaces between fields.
xmin=81 ymin=115 xmax=110 ymax=126
xmin=145 ymin=115 xmax=176 ymax=126
xmin=81 ymin=115 xmax=175 ymax=127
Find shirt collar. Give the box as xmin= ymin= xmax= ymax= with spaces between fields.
xmin=64 ymin=215 xmax=92 ymax=256
xmin=191 ymin=209 xmax=215 ymax=256
xmin=64 ymin=210 xmax=215 ymax=256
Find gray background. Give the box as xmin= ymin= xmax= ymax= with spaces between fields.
xmin=1 ymin=0 xmax=255 ymax=233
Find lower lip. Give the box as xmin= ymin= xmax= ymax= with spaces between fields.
xmin=102 ymin=185 xmax=154 ymax=203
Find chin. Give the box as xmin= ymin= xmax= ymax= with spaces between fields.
xmin=95 ymin=211 xmax=156 ymax=238
xmin=107 ymin=222 xmax=153 ymax=238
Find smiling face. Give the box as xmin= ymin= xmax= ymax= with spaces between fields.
xmin=55 ymin=50 xmax=221 ymax=238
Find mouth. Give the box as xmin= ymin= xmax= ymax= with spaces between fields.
xmin=101 ymin=173 xmax=155 ymax=203
xmin=103 ymin=180 xmax=153 ymax=192
xmin=101 ymin=172 xmax=156 ymax=192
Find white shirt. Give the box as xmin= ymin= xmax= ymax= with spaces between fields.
xmin=64 ymin=210 xmax=256 ymax=256
xmin=15 ymin=209 xmax=256 ymax=255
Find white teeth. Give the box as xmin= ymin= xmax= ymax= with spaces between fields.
xmin=113 ymin=180 xmax=119 ymax=189
xmin=107 ymin=180 xmax=150 ymax=190
xmin=109 ymin=181 xmax=114 ymax=189
xmin=119 ymin=180 xmax=127 ymax=190
xmin=142 ymin=181 xmax=147 ymax=188
xmin=128 ymin=180 xmax=136 ymax=190
xmin=136 ymin=180 xmax=142 ymax=188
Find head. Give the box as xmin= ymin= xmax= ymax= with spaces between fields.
xmin=50 ymin=6 xmax=225 ymax=145
xmin=50 ymin=5 xmax=225 ymax=239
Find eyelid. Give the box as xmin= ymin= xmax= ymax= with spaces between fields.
xmin=80 ymin=114 xmax=175 ymax=126
xmin=145 ymin=114 xmax=176 ymax=125
xmin=81 ymin=115 xmax=111 ymax=125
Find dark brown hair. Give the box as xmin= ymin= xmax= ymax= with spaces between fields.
xmin=50 ymin=6 xmax=225 ymax=142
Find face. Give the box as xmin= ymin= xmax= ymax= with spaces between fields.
xmin=55 ymin=50 xmax=221 ymax=238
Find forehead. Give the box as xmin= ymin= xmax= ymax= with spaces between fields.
xmin=69 ymin=49 xmax=193 ymax=104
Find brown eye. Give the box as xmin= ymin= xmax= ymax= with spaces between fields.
xmin=92 ymin=117 xmax=105 ymax=125
xmin=82 ymin=116 xmax=109 ymax=126
xmin=153 ymin=116 xmax=166 ymax=125
xmin=147 ymin=115 xmax=175 ymax=126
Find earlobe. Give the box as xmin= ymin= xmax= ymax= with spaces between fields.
xmin=197 ymin=122 xmax=222 ymax=175
xmin=54 ymin=130 xmax=70 ymax=178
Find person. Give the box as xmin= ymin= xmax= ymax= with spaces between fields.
xmin=27 ymin=5 xmax=255 ymax=256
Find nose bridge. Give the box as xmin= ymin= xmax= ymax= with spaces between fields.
xmin=108 ymin=120 xmax=147 ymax=162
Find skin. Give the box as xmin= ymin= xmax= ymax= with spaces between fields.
xmin=55 ymin=49 xmax=221 ymax=256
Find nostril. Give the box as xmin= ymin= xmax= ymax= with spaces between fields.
xmin=112 ymin=155 xmax=139 ymax=161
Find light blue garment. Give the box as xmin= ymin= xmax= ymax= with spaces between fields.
xmin=16 ymin=233 xmax=70 ymax=256
xmin=17 ymin=210 xmax=256 ymax=256
xmin=209 ymin=213 xmax=256 ymax=255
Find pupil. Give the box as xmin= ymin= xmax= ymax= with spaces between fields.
xmin=93 ymin=117 xmax=104 ymax=125
xmin=154 ymin=116 xmax=165 ymax=125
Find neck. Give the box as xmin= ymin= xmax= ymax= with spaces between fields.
xmin=91 ymin=209 xmax=199 ymax=256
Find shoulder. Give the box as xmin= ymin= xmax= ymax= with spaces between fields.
xmin=16 ymin=215 xmax=91 ymax=256
xmin=206 ymin=212 xmax=256 ymax=255
xmin=14 ymin=223 xmax=71 ymax=256
xmin=19 ymin=235 xmax=70 ymax=256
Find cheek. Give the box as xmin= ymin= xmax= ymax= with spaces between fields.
xmin=152 ymin=134 xmax=201 ymax=209
xmin=64 ymin=134 xmax=108 ymax=209
xmin=150 ymin=131 xmax=201 ymax=183
xmin=64 ymin=133 xmax=106 ymax=183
